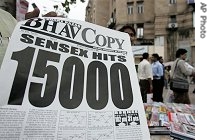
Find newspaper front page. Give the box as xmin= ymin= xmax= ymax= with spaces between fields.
xmin=0 ymin=17 xmax=150 ymax=140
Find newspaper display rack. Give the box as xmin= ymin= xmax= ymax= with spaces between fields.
xmin=144 ymin=102 xmax=195 ymax=139
xmin=0 ymin=17 xmax=151 ymax=139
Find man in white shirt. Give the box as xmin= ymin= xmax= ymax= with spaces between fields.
xmin=137 ymin=53 xmax=153 ymax=103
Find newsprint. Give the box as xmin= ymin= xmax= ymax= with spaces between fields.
xmin=0 ymin=17 xmax=150 ymax=140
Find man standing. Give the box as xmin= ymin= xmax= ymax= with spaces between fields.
xmin=151 ymin=53 xmax=163 ymax=102
xmin=158 ymin=56 xmax=165 ymax=95
xmin=170 ymin=49 xmax=195 ymax=104
xmin=137 ymin=53 xmax=153 ymax=103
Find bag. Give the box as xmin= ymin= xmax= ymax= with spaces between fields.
xmin=164 ymin=89 xmax=174 ymax=103
xmin=170 ymin=78 xmax=189 ymax=92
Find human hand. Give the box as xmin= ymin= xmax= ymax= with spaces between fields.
xmin=42 ymin=11 xmax=58 ymax=17
xmin=149 ymin=85 xmax=153 ymax=93
xmin=25 ymin=8 xmax=60 ymax=20
xmin=25 ymin=8 xmax=40 ymax=19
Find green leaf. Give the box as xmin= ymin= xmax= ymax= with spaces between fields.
xmin=65 ymin=7 xmax=70 ymax=13
xmin=61 ymin=3 xmax=65 ymax=7
xmin=60 ymin=0 xmax=86 ymax=13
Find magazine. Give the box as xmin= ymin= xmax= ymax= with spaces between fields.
xmin=170 ymin=122 xmax=195 ymax=140
xmin=144 ymin=102 xmax=195 ymax=137
xmin=185 ymin=114 xmax=195 ymax=126
xmin=183 ymin=124 xmax=195 ymax=136
xmin=177 ymin=113 xmax=189 ymax=124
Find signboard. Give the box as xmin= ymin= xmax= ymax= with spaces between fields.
xmin=0 ymin=17 xmax=150 ymax=139
xmin=132 ymin=46 xmax=148 ymax=55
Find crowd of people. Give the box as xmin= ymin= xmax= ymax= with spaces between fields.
xmin=119 ymin=25 xmax=195 ymax=105
xmin=136 ymin=50 xmax=194 ymax=104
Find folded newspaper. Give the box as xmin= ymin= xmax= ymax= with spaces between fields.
xmin=0 ymin=17 xmax=150 ymax=139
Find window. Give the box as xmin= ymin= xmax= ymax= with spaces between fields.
xmin=137 ymin=24 xmax=144 ymax=38
xmin=154 ymin=36 xmax=164 ymax=46
xmin=137 ymin=2 xmax=144 ymax=14
xmin=127 ymin=2 xmax=134 ymax=15
xmin=170 ymin=15 xmax=176 ymax=23
xmin=169 ymin=0 xmax=176 ymax=4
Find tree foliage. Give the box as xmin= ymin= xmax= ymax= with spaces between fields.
xmin=58 ymin=0 xmax=85 ymax=13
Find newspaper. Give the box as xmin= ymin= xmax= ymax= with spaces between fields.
xmin=0 ymin=17 xmax=150 ymax=140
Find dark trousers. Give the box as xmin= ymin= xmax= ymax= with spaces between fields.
xmin=139 ymin=80 xmax=150 ymax=103
xmin=152 ymin=79 xmax=163 ymax=102
xmin=173 ymin=92 xmax=190 ymax=104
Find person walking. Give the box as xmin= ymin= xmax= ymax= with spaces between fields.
xmin=170 ymin=49 xmax=195 ymax=104
xmin=151 ymin=53 xmax=164 ymax=102
xmin=137 ymin=53 xmax=153 ymax=103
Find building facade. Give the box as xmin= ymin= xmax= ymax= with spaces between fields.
xmin=85 ymin=0 xmax=195 ymax=65
xmin=85 ymin=0 xmax=110 ymax=27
